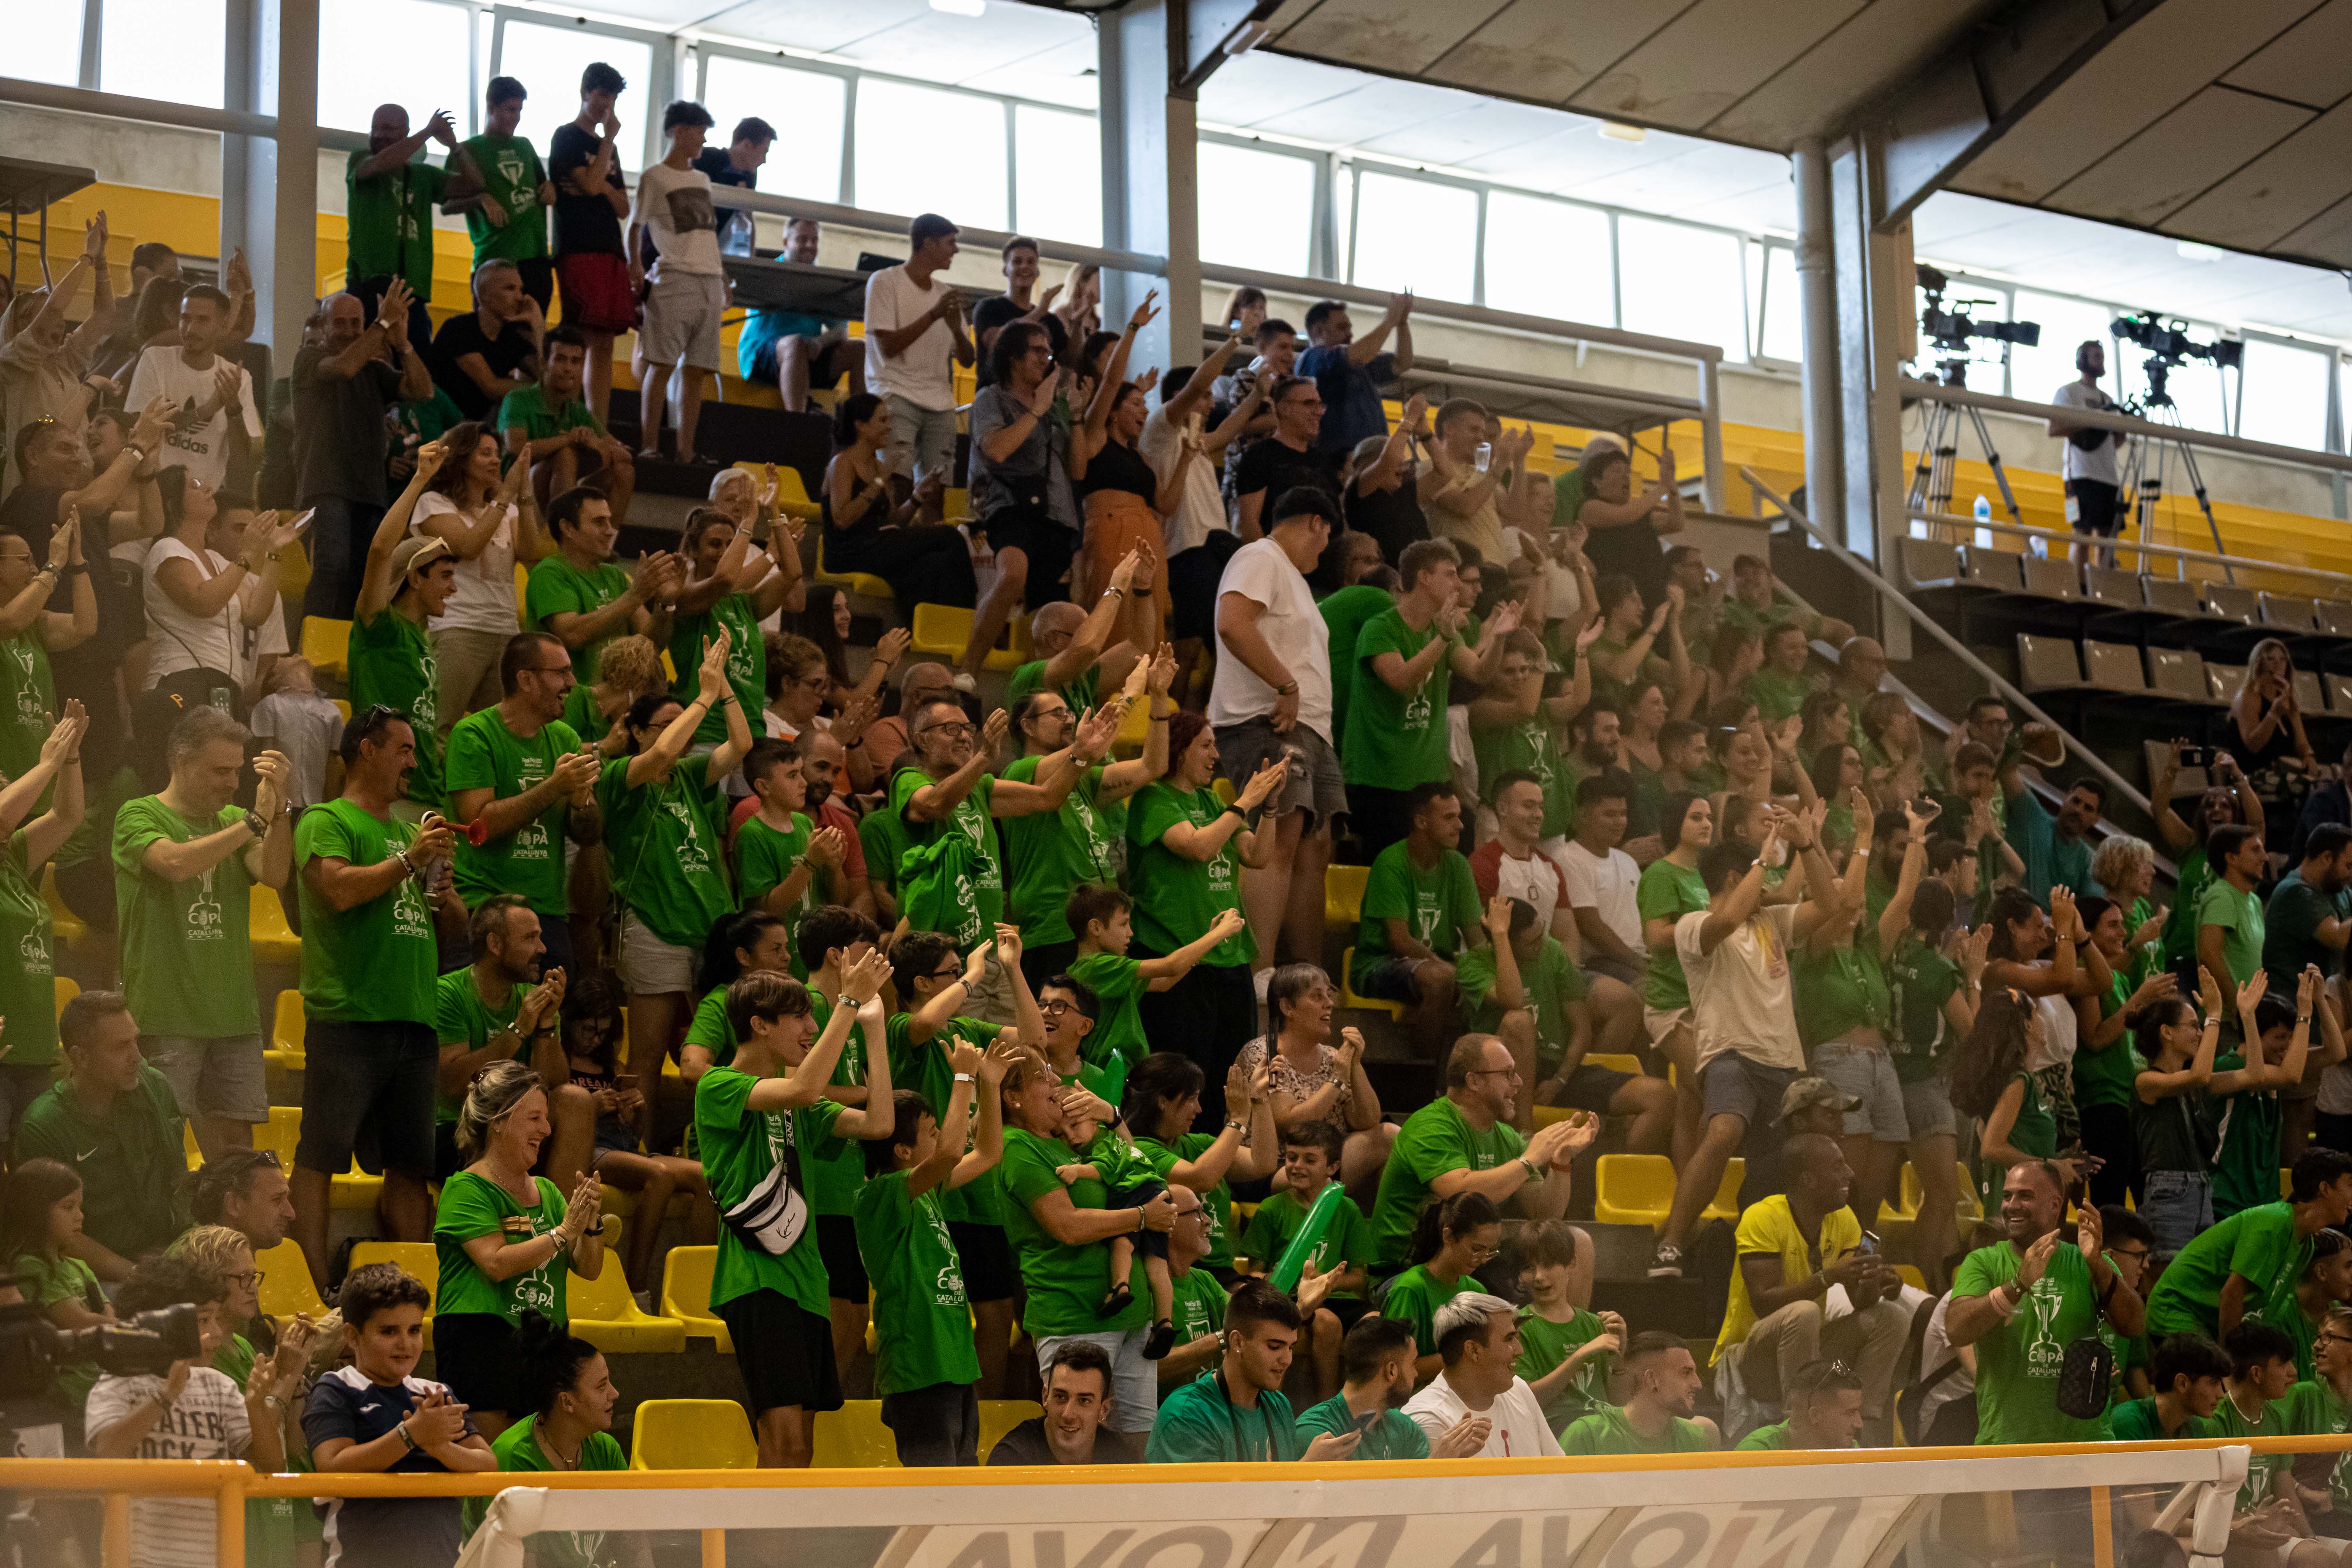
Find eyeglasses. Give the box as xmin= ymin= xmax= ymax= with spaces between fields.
xmin=796 ymin=674 xmax=829 ymax=692
xmin=930 ymin=964 xmax=962 ymax=981
xmin=2109 ymin=1245 xmax=2150 ymax=1262
xmin=223 ymin=1270 xmax=266 ymax=1288
xmin=1466 ymin=1066 xmax=1522 ymax=1082
xmin=1039 ymin=999 xmax=1077 ymax=1016
xmin=919 ymin=721 xmax=974 ymax=740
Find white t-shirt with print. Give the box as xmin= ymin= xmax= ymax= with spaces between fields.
xmin=85 ymin=1367 xmax=250 ymax=1568
xmin=142 ymin=537 xmax=243 ymax=687
xmin=629 ymin=160 xmax=723 ymax=279
xmin=1205 ymin=536 xmax=1331 ymax=739
xmin=412 ymin=490 xmax=519 ymax=635
xmin=862 ymin=265 xmax=956 ymax=412
xmin=1675 ymin=902 xmax=1806 ymax=1073
xmin=1402 ymin=1371 xmax=1563 ymax=1458
xmin=125 ymin=347 xmax=263 ymax=493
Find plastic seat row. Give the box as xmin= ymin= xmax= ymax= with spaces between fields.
xmin=1589 ymin=1154 xmax=1979 ymax=1230
xmin=346 ymin=1231 xmax=681 ymax=1354
xmin=627 ymin=1396 xmax=1042 ymax=1469
xmin=2017 ymin=633 xmax=2342 ymax=712
xmin=1903 ymin=537 xmax=2352 ymax=634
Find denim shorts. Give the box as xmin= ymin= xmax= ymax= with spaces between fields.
xmin=1814 ymin=1039 xmax=1908 ymax=1143
xmin=2138 ymin=1169 xmax=2214 ymax=1255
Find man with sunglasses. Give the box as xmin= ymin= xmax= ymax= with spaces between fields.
xmin=191 ymin=1145 xmax=298 ymax=1255
xmin=445 ymin=630 xmax=602 ymax=977
xmin=1733 ymin=1357 xmax=1865 ymax=1450
xmin=1232 ymin=377 xmax=1348 ymax=586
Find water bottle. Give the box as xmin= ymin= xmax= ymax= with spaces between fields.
xmin=1972 ymin=494 xmax=1992 ymax=528
xmin=720 ymin=209 xmax=754 ymax=258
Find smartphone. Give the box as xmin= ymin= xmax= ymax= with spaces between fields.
xmin=2178 ymin=744 xmax=2213 ymax=769
xmin=1354 ymin=1410 xmax=1382 ymax=1436
xmin=614 ymin=1074 xmax=638 ymax=1091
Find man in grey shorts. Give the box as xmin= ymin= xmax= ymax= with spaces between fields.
xmin=1207 ymin=487 xmax=1347 ymax=995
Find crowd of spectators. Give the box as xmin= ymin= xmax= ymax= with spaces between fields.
xmin=9 ymin=61 xmax=2352 ymax=1568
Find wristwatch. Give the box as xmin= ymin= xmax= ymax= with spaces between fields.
xmin=1519 ymin=1156 xmax=1544 ymax=1181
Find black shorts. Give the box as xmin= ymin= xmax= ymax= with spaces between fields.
xmin=514 ymin=258 xmax=555 ymax=316
xmin=816 ymin=1213 xmax=869 ymax=1303
xmin=1325 ymin=1296 xmax=1373 ymax=1332
xmin=946 ymin=1221 xmax=1017 ymax=1304
xmin=714 ymin=1290 xmax=842 ymax=1418
xmin=974 ymin=506 xmax=1073 ymax=606
xmin=2067 ymin=478 xmax=2121 ymax=536
xmin=1547 ymin=1061 xmax=1637 ymax=1113
xmin=297 ymin=1019 xmax=437 ymax=1178
xmin=1102 ymin=1179 xmax=1171 ymax=1262
xmin=432 ymin=1313 xmax=530 ymax=1416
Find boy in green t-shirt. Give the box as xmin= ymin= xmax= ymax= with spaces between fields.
xmin=1064 ymin=882 xmax=1249 ymax=1071
xmin=2108 ymin=1331 xmax=2229 ymax=1442
xmin=453 ymin=79 xmax=554 ymax=296
xmin=1505 ymin=1219 xmax=1624 ymax=1436
xmin=1352 ymin=781 xmax=1486 ymax=1062
xmin=734 ymin=738 xmax=850 ymax=925
xmin=1238 ymin=1120 xmax=1373 ymax=1394
xmin=2192 ymin=1321 xmax=2303 ymax=1519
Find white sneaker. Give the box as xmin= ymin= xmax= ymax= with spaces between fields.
xmin=952 ymin=671 xmax=978 ymax=693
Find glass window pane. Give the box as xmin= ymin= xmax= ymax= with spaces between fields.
xmin=2237 ymin=339 xmax=2330 ymax=451
xmin=1759 ymin=245 xmax=1801 ymax=363
xmin=855 ymin=80 xmax=1007 ymax=229
xmin=1618 ymin=216 xmax=1746 ymax=363
xmin=2006 ymin=292 xmax=2114 ymax=409
xmin=319 ymin=0 xmax=473 ymax=138
xmin=497 ymin=22 xmax=655 ymax=172
xmin=104 ymin=0 xmax=224 ymax=107
xmin=2107 ymin=320 xmax=2231 ymax=434
xmin=700 ymin=57 xmax=844 ymax=205
xmin=16 ymin=2 xmax=81 ymax=88
xmin=1199 ymin=143 xmax=1315 ymax=276
xmin=1484 ymin=192 xmax=1611 ymax=325
xmin=1013 ymin=105 xmax=1099 ymax=247
xmin=1349 ymin=172 xmax=1474 ymax=302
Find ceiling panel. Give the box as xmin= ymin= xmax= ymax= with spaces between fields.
xmin=2219 ymin=0 xmax=2352 ymax=108
xmin=1566 ymin=0 xmax=1867 ymax=129
xmin=2164 ymin=99 xmax=2352 ymax=248
xmin=1707 ymin=0 xmax=1993 ymax=145
xmin=2042 ymin=87 xmax=2313 ymax=227
xmin=2271 ymin=193 xmax=2352 ymax=269
xmin=1197 ymin=49 xmax=1382 ymax=130
xmin=1272 ymin=0 xmax=1515 ymax=79
xmin=1952 ymin=0 xmax=2322 ymax=205
xmin=958 ymin=34 xmax=1100 ymax=108
xmin=696 ymin=0 xmax=935 ymax=55
xmin=1350 ymin=98 xmax=1574 ymax=164
xmin=1240 ymin=75 xmax=1486 ymax=143
xmin=1410 ymin=0 xmax=1697 ymax=108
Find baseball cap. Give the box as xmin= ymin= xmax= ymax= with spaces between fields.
xmin=1778 ymin=1076 xmax=1859 ymax=1124
xmin=390 ymin=534 xmax=453 ymax=580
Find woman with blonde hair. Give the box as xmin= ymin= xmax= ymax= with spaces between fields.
xmin=2232 ymin=636 xmax=2317 ymax=795
xmin=2090 ymin=832 xmax=2165 ymax=978
xmin=561 ymin=632 xmax=664 ymax=756
xmin=167 ymin=1223 xmax=319 ymax=1458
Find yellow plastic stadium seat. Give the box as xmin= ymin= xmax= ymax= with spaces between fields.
xmin=301 ymin=617 xmax=351 ymax=682
xmin=977 ymin=1400 xmax=1043 ymax=1462
xmin=1583 ymin=1053 xmax=1644 ymax=1077
xmin=54 ymin=975 xmax=78 ymax=1019
xmin=630 ymin=1399 xmax=758 ymax=1471
xmin=270 ymin=990 xmax=306 ymax=1067
xmin=42 ymin=865 xmax=87 ymax=953
xmin=1338 ymin=946 xmax=1404 ymax=1022
xmin=566 ymin=1230 xmax=684 ymax=1354
xmin=347 ymin=1241 xmax=438 ymax=1315
xmin=2283 ymin=1168 xmax=2294 ymax=1200
xmin=252 ymin=1104 xmax=377 ymax=1210
xmin=770 ymin=465 xmax=823 ymax=523
xmin=812 ymin=1401 xmax=897 ymax=1467
xmin=332 ymin=698 xmax=350 ymax=721
xmin=812 ymin=536 xmax=893 ymax=604
xmin=1325 ymin=863 xmax=1371 ymax=931
xmin=659 ymin=1246 xmax=731 ymax=1352
xmin=1879 ymin=1162 xmax=1923 ymax=1227
xmin=250 ymin=892 xmax=300 ymax=965
xmin=1896 ymin=1264 xmax=1927 ymax=1293
xmin=1592 ymin=1154 xmax=1740 ymax=1228
xmin=1212 ymin=777 xmax=1237 ymax=808
xmin=908 ymin=603 xmax=1030 ymax=671
xmin=255 ymin=1241 xmax=326 ymax=1319
xmin=184 ymin=1121 xmax=202 ymax=1170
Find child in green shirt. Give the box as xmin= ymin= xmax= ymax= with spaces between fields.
xmin=1505 ymin=1219 xmax=1623 ymax=1436
xmin=1065 ymin=882 xmax=1251 ymax=1071
xmin=1055 ymin=1098 xmax=1177 ymax=1358
xmin=2 ymin=1159 xmax=111 ymax=1415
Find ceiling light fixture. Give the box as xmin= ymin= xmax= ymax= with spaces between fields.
xmin=2175 ymin=240 xmax=2223 ymax=263
xmin=929 ymin=0 xmax=986 ymax=15
xmin=1599 ymin=122 xmax=1646 ymax=143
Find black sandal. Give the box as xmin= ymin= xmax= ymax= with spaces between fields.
xmin=1098 ymin=1282 xmax=1134 ymax=1318
xmin=1144 ymin=1319 xmax=1176 ymax=1360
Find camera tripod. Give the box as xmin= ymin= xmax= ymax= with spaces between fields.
xmin=1906 ymin=360 xmax=2023 ymax=535
xmin=2117 ymin=359 xmax=2232 ymax=582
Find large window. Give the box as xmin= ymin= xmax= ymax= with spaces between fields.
xmin=1199 ymin=142 xmax=1315 ymax=277
xmin=19 ymin=5 xmax=81 ymax=88
xmin=699 ymin=56 xmax=845 ymax=205
xmin=855 ymin=79 xmax=1007 ymax=229
xmin=497 ymin=21 xmax=654 ymax=171
xmin=1013 ymin=104 xmax=1099 ymax=248
xmin=2238 ymin=339 xmax=2330 ymax=451
xmin=1756 ymin=244 xmax=1801 ymax=364
xmin=2007 ymin=292 xmax=2113 ymax=407
xmin=1484 ymin=192 xmax=1612 ymax=325
xmin=1617 ymin=216 xmax=1745 ymax=363
xmin=1350 ymin=172 xmax=1474 ymax=302
xmin=319 ymin=0 xmax=474 ymax=138
xmin=103 ymin=0 xmax=225 ymax=108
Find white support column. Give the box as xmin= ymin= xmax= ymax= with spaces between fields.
xmin=1097 ymin=0 xmax=1200 ymax=374
xmin=221 ymin=0 xmax=319 ymax=362
xmin=1827 ymin=132 xmax=1913 ymax=657
xmin=1793 ymin=138 xmax=1842 ymax=537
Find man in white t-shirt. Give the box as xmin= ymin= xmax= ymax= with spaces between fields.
xmin=1209 ymin=487 xmax=1343 ymax=992
xmin=1468 ymin=770 xmax=1571 ymax=941
xmin=1648 ymin=812 xmax=1837 ymax=1282
xmin=1402 ymin=1292 xmax=1563 ymax=1459
xmin=1139 ymin=337 xmax=1254 ymax=657
xmin=2045 ymin=339 xmax=2122 ymax=565
xmin=627 ymin=101 xmax=728 ymax=465
xmin=863 ymin=213 xmax=975 ymax=523
xmin=125 ymin=285 xmax=261 ymax=493
xmin=1560 ymin=770 xmax=1646 ymax=986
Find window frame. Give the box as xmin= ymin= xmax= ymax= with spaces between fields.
xmin=489 ymin=5 xmax=676 ymax=170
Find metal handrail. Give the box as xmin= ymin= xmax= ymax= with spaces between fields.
xmin=1743 ymin=467 xmax=2153 ymax=817
xmin=1901 ymin=376 xmax=2352 ymax=479
xmin=1909 ymin=507 xmax=2352 ymax=596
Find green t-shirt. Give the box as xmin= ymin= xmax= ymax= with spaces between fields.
xmin=1005 ymin=661 xmax=1096 ymax=716
xmin=1793 ymin=945 xmax=1889 ymax=1049
xmin=496 ymin=382 xmax=604 ymax=446
xmin=852 ymin=1167 xmax=980 ymax=1396
xmin=524 ymin=556 xmax=631 ymax=682
xmin=1238 ymin=1185 xmax=1373 ymax=1299
xmin=1320 ymin=584 xmax=1393 ymax=742
xmin=1370 ymin=1097 xmax=1527 ymax=1271
xmin=458 ymin=1416 xmax=625 ymax=1567
xmin=347 ymin=607 xmax=443 ymax=807
xmin=1952 ymin=1239 xmax=2115 ymax=1444
xmin=1515 ymin=1306 xmax=1617 ymax=1435
xmin=2194 ymin=1390 xmax=2296 ymax=1513
xmin=1127 ymin=782 xmax=1252 ymax=966
xmin=1353 ymin=841 xmax=1481 ymax=983
xmin=891 ymin=767 xmax=1005 ymax=942
xmin=2072 ymin=971 xmax=2143 ymax=1112
xmin=2274 ymin=1379 xmax=2352 ymax=1511
xmin=13 ymin=1065 xmax=191 ymax=1262
xmin=294 ymin=801 xmax=437 ymax=1024
xmin=733 ymin=811 xmax=816 ymax=925
xmin=455 ymin=134 xmax=548 ymax=264
xmin=432 ymin=968 xmax=531 ymax=1126
xmin=858 ymin=807 xmax=911 ymax=899
xmin=1343 ymin=607 xmax=1452 ymax=788
xmin=432 ymin=1171 xmax=568 ymax=1325
xmin=2209 ymin=1054 xmax=2283 ymax=1221
xmin=13 ymin=1250 xmax=105 ymax=1407
xmin=668 ymin=594 xmax=764 ymax=744
xmin=2198 ymin=876 xmax=2266 ymax=988
xmin=1886 ymin=935 xmax=1962 ymax=1085
xmin=1295 ymin=1394 xmax=1431 ymax=1460
xmin=1454 ymin=938 xmax=1587 ymax=1077
xmin=0 ymin=630 xmax=55 ymax=797
xmin=1169 ymin=1264 xmax=1229 ymax=1350
xmin=1559 ymin=1404 xmax=1711 ymax=1455
xmin=1145 ymin=1373 xmax=1302 ymax=1463
xmin=1000 ymin=1126 xmax=1146 ymax=1338
xmin=1734 ymin=1420 xmax=1855 ymax=1451
xmin=2266 ymin=868 xmax=2351 ymax=992
xmin=445 ymin=710 xmax=582 ymax=915
xmin=1637 ymin=857 xmax=1710 ymax=1011
xmin=344 ymin=149 xmax=448 ymax=300
xmin=1065 ymin=950 xmax=1146 ymax=1070
xmin=111 ymin=796 xmax=257 ymax=1037
xmin=800 ymin=993 xmax=868 ymax=1221
xmin=2106 ymin=1396 xmax=2189 ymax=1443
xmin=883 ymin=1012 xmax=1005 ymax=1227
xmin=0 ymin=838 xmax=59 ymax=1066
xmin=1000 ymin=754 xmax=1122 ymax=947
xmin=1471 ymin=716 xmax=1571 ymax=840
xmin=594 ymin=753 xmax=731 ymax=949
xmin=2147 ymin=1201 xmax=2310 ymax=1340
xmin=1745 ymin=667 xmax=1814 ymax=723
xmin=693 ymin=1063 xmax=844 ymax=1318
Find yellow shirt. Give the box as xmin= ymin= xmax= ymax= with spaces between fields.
xmin=1711 ymin=1194 xmax=1863 ymax=1365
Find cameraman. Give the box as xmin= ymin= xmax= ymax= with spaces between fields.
xmin=2046 ymin=340 xmax=2121 ymax=566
